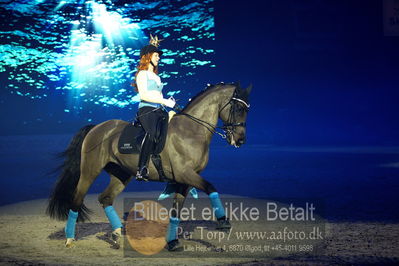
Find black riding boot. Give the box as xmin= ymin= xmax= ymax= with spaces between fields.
xmin=136 ymin=134 xmax=154 ymax=181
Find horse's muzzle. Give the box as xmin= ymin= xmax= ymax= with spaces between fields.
xmin=229 ymin=136 xmax=246 ymax=148
xmin=237 ymin=138 xmax=245 ymax=146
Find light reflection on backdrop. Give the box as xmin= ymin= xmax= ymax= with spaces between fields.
xmin=0 ymin=0 xmax=215 ymax=125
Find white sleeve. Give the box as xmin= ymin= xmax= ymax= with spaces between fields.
xmin=136 ymin=71 xmax=166 ymax=104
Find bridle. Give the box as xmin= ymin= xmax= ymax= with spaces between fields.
xmin=179 ymin=88 xmax=250 ymax=139
xmin=218 ymin=90 xmax=250 ymax=139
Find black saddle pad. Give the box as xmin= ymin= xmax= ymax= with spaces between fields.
xmin=118 ymin=123 xmax=145 ymax=154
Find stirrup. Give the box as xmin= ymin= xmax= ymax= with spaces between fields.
xmin=136 ymin=167 xmax=149 ymax=182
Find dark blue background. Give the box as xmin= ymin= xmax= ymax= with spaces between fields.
xmin=213 ymin=0 xmax=399 ymax=146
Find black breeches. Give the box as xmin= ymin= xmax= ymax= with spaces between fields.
xmin=137 ymin=107 xmax=168 ymax=169
xmin=138 ymin=107 xmax=168 ymax=146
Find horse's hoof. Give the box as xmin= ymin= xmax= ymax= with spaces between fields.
xmin=65 ymin=238 xmax=75 ymax=248
xmin=166 ymin=239 xmax=181 ymax=251
xmin=216 ymin=217 xmax=231 ymax=231
xmin=111 ymin=232 xmax=121 ymax=249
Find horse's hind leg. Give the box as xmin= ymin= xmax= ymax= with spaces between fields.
xmin=166 ymin=184 xmax=190 ymax=251
xmin=98 ymin=174 xmax=132 ymax=248
xmin=72 ymin=164 xmax=103 ymax=212
xmin=65 ymin=163 xmax=103 ymax=247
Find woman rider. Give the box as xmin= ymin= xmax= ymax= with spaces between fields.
xmin=134 ymin=35 xmax=176 ymax=181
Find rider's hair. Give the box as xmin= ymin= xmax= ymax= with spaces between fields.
xmin=132 ymin=52 xmax=158 ymax=92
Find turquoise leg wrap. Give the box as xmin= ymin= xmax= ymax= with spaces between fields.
xmin=209 ymin=192 xmax=225 ymax=219
xmin=158 ymin=183 xmax=178 ymax=201
xmin=65 ymin=209 xmax=78 ymax=239
xmin=166 ymin=217 xmax=180 ymax=242
xmin=158 ymin=184 xmax=199 ymax=201
xmin=104 ymin=206 xmax=123 ymax=231
xmin=189 ymin=188 xmax=198 ymax=199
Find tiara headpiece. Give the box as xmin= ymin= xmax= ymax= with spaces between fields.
xmin=149 ymin=34 xmax=163 ymax=47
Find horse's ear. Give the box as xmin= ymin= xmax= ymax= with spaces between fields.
xmin=246 ymin=84 xmax=252 ymax=94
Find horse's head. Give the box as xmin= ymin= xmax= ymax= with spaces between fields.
xmin=219 ymin=83 xmax=252 ymax=147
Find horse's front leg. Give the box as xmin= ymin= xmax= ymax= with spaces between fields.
xmin=168 ymin=169 xmax=231 ymax=242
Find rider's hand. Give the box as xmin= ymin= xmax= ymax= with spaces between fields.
xmin=163 ymin=97 xmax=176 ymax=108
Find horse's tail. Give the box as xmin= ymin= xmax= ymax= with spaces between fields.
xmin=46 ymin=124 xmax=96 ymax=222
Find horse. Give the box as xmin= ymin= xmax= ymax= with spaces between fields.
xmin=46 ymin=82 xmax=251 ymax=250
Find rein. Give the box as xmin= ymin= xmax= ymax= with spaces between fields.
xmin=178 ymin=90 xmax=250 ymax=139
xmin=179 ymin=112 xmax=228 ymax=138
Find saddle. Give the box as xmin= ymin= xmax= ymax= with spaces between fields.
xmin=117 ymin=122 xmax=144 ymax=154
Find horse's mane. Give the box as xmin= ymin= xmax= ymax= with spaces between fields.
xmin=178 ymin=82 xmax=235 ymax=113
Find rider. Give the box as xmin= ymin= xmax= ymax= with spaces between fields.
xmin=134 ymin=34 xmax=176 ymax=181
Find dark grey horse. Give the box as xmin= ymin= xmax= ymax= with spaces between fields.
xmin=47 ymin=82 xmax=251 ymax=250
